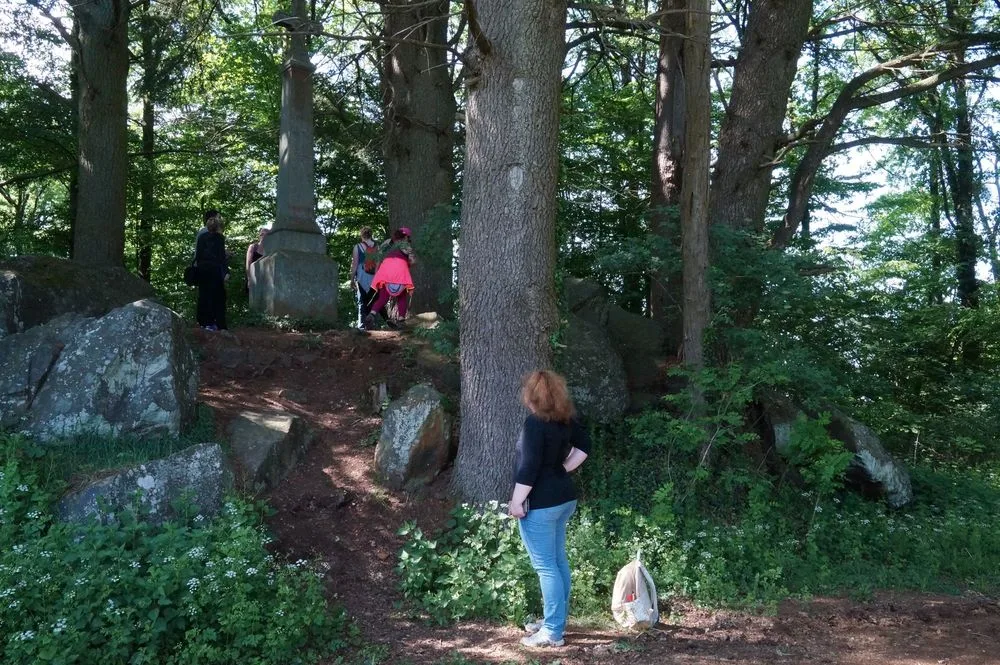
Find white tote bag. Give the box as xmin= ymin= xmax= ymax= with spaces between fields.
xmin=611 ymin=552 xmax=659 ymax=630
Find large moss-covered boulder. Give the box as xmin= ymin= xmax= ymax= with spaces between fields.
xmin=563 ymin=278 xmax=670 ymax=406
xmin=0 ymin=300 xmax=198 ymax=441
xmin=564 ymin=277 xmax=609 ymax=326
xmin=757 ymin=393 xmax=913 ymax=508
xmin=375 ymin=384 xmax=450 ymax=490
xmin=57 ymin=443 xmax=231 ymax=525
xmin=0 ymin=256 xmax=155 ymax=339
xmin=559 ymin=315 xmax=628 ymax=423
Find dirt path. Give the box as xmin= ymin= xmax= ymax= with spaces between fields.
xmin=196 ymin=326 xmax=1000 ymax=665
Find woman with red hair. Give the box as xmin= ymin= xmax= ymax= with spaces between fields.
xmin=364 ymin=227 xmax=414 ymax=329
xmin=508 ymin=370 xmax=590 ymax=648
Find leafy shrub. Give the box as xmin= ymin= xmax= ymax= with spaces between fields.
xmin=396 ymin=373 xmax=1000 ymax=622
xmin=0 ymin=435 xmax=351 ymax=665
xmin=397 ymin=502 xmax=537 ymax=624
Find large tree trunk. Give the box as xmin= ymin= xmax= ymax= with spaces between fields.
xmin=138 ymin=0 xmax=155 ymax=282
xmin=453 ymin=0 xmax=566 ymax=503
xmin=681 ymin=0 xmax=711 ymax=371
xmin=73 ymin=0 xmax=131 ymax=267
xmin=682 ymin=0 xmax=712 ymax=465
xmin=949 ymin=75 xmax=979 ymax=309
xmin=928 ymin=141 xmax=944 ymax=305
xmin=648 ymin=0 xmax=686 ymax=350
xmin=381 ymin=0 xmax=457 ymax=315
xmin=68 ymin=18 xmax=81 ymax=258
xmin=709 ymin=0 xmax=813 ymax=232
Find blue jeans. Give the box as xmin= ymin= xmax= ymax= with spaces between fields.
xmin=518 ymin=499 xmax=577 ymax=641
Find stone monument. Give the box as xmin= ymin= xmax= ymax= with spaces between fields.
xmin=249 ymin=0 xmax=338 ymax=322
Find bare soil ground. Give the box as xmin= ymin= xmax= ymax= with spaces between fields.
xmin=196 ymin=326 xmax=1000 ymax=665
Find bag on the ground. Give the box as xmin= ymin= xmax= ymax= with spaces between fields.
xmin=183 ymin=264 xmax=198 ymax=286
xmin=611 ymin=552 xmax=659 ymax=630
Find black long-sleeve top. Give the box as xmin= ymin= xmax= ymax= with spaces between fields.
xmin=195 ymin=231 xmax=228 ymax=274
xmin=514 ymin=414 xmax=591 ymax=510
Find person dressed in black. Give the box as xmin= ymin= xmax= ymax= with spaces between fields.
xmin=195 ymin=210 xmax=229 ymax=331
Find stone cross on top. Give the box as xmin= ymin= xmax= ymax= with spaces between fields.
xmin=272 ymin=0 xmax=322 ymax=69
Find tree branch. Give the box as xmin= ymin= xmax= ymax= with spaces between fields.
xmin=464 ymin=0 xmax=491 ymax=56
xmin=828 ymin=135 xmax=940 ymax=153
xmin=772 ymin=36 xmax=1000 ymax=249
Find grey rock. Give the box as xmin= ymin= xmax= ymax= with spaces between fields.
xmin=564 ymin=277 xmax=609 ymax=322
xmin=228 ymin=409 xmax=314 ymax=491
xmin=758 ymin=393 xmax=913 ymax=508
xmin=563 ymin=278 xmax=671 ymax=404
xmin=57 ymin=443 xmax=231 ymax=525
xmin=278 ymin=388 xmax=308 ymax=403
xmin=558 ymin=314 xmax=628 ymax=423
xmin=214 ymin=346 xmax=247 ymax=370
xmin=828 ymin=411 xmax=913 ymax=509
xmin=606 ymin=305 xmax=666 ymax=357
xmin=368 ymin=382 xmax=389 ymax=414
xmin=375 ymin=383 xmax=450 ymax=490
xmin=0 ymin=255 xmax=155 ymax=339
xmin=409 ymin=311 xmax=442 ymax=330
xmin=0 ymin=300 xmax=199 ymax=441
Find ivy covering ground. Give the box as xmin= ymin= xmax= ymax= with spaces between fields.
xmin=0 ymin=436 xmax=353 ymax=665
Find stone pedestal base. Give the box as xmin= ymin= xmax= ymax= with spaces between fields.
xmin=249 ymin=250 xmax=338 ymax=322
xmin=262 ymin=228 xmax=328 ymax=254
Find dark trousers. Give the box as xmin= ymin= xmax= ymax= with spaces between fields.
xmin=197 ymin=268 xmax=227 ymax=329
xmin=357 ymin=284 xmax=373 ymax=324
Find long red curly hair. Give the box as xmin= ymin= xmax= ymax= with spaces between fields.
xmin=521 ymin=370 xmax=576 ymax=424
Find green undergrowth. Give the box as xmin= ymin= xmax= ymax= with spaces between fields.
xmin=0 ymin=433 xmax=355 ymax=665
xmin=397 ymin=368 xmax=1000 ymax=624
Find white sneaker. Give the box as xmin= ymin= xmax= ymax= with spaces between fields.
xmin=520 ymin=631 xmax=564 ymax=648
xmin=523 ymin=619 xmax=543 ymax=634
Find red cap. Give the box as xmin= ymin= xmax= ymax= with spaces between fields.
xmin=398 ymin=227 xmax=412 ymax=237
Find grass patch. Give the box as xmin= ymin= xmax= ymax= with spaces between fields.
xmin=35 ymin=404 xmax=217 ymax=487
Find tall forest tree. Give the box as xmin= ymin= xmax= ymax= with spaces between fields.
xmin=380 ymin=0 xmax=457 ymax=313
xmin=453 ymin=0 xmax=567 ymax=502
xmin=648 ymin=0 xmax=686 ymax=347
xmin=33 ymin=0 xmax=132 ymax=266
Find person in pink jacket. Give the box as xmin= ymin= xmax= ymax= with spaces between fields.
xmin=365 ymin=227 xmax=415 ymax=329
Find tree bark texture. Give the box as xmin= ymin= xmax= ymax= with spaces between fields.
xmin=68 ymin=18 xmax=81 ymax=257
xmin=73 ymin=0 xmax=130 ymax=266
xmin=648 ymin=0 xmax=686 ymax=349
xmin=681 ymin=0 xmax=711 ymax=371
xmin=947 ymin=76 xmax=979 ymax=309
xmin=709 ymin=0 xmax=813 ymax=233
xmin=138 ymin=0 xmax=155 ymax=282
xmin=381 ymin=0 xmax=457 ymax=314
xmin=453 ymin=0 xmax=566 ymax=503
